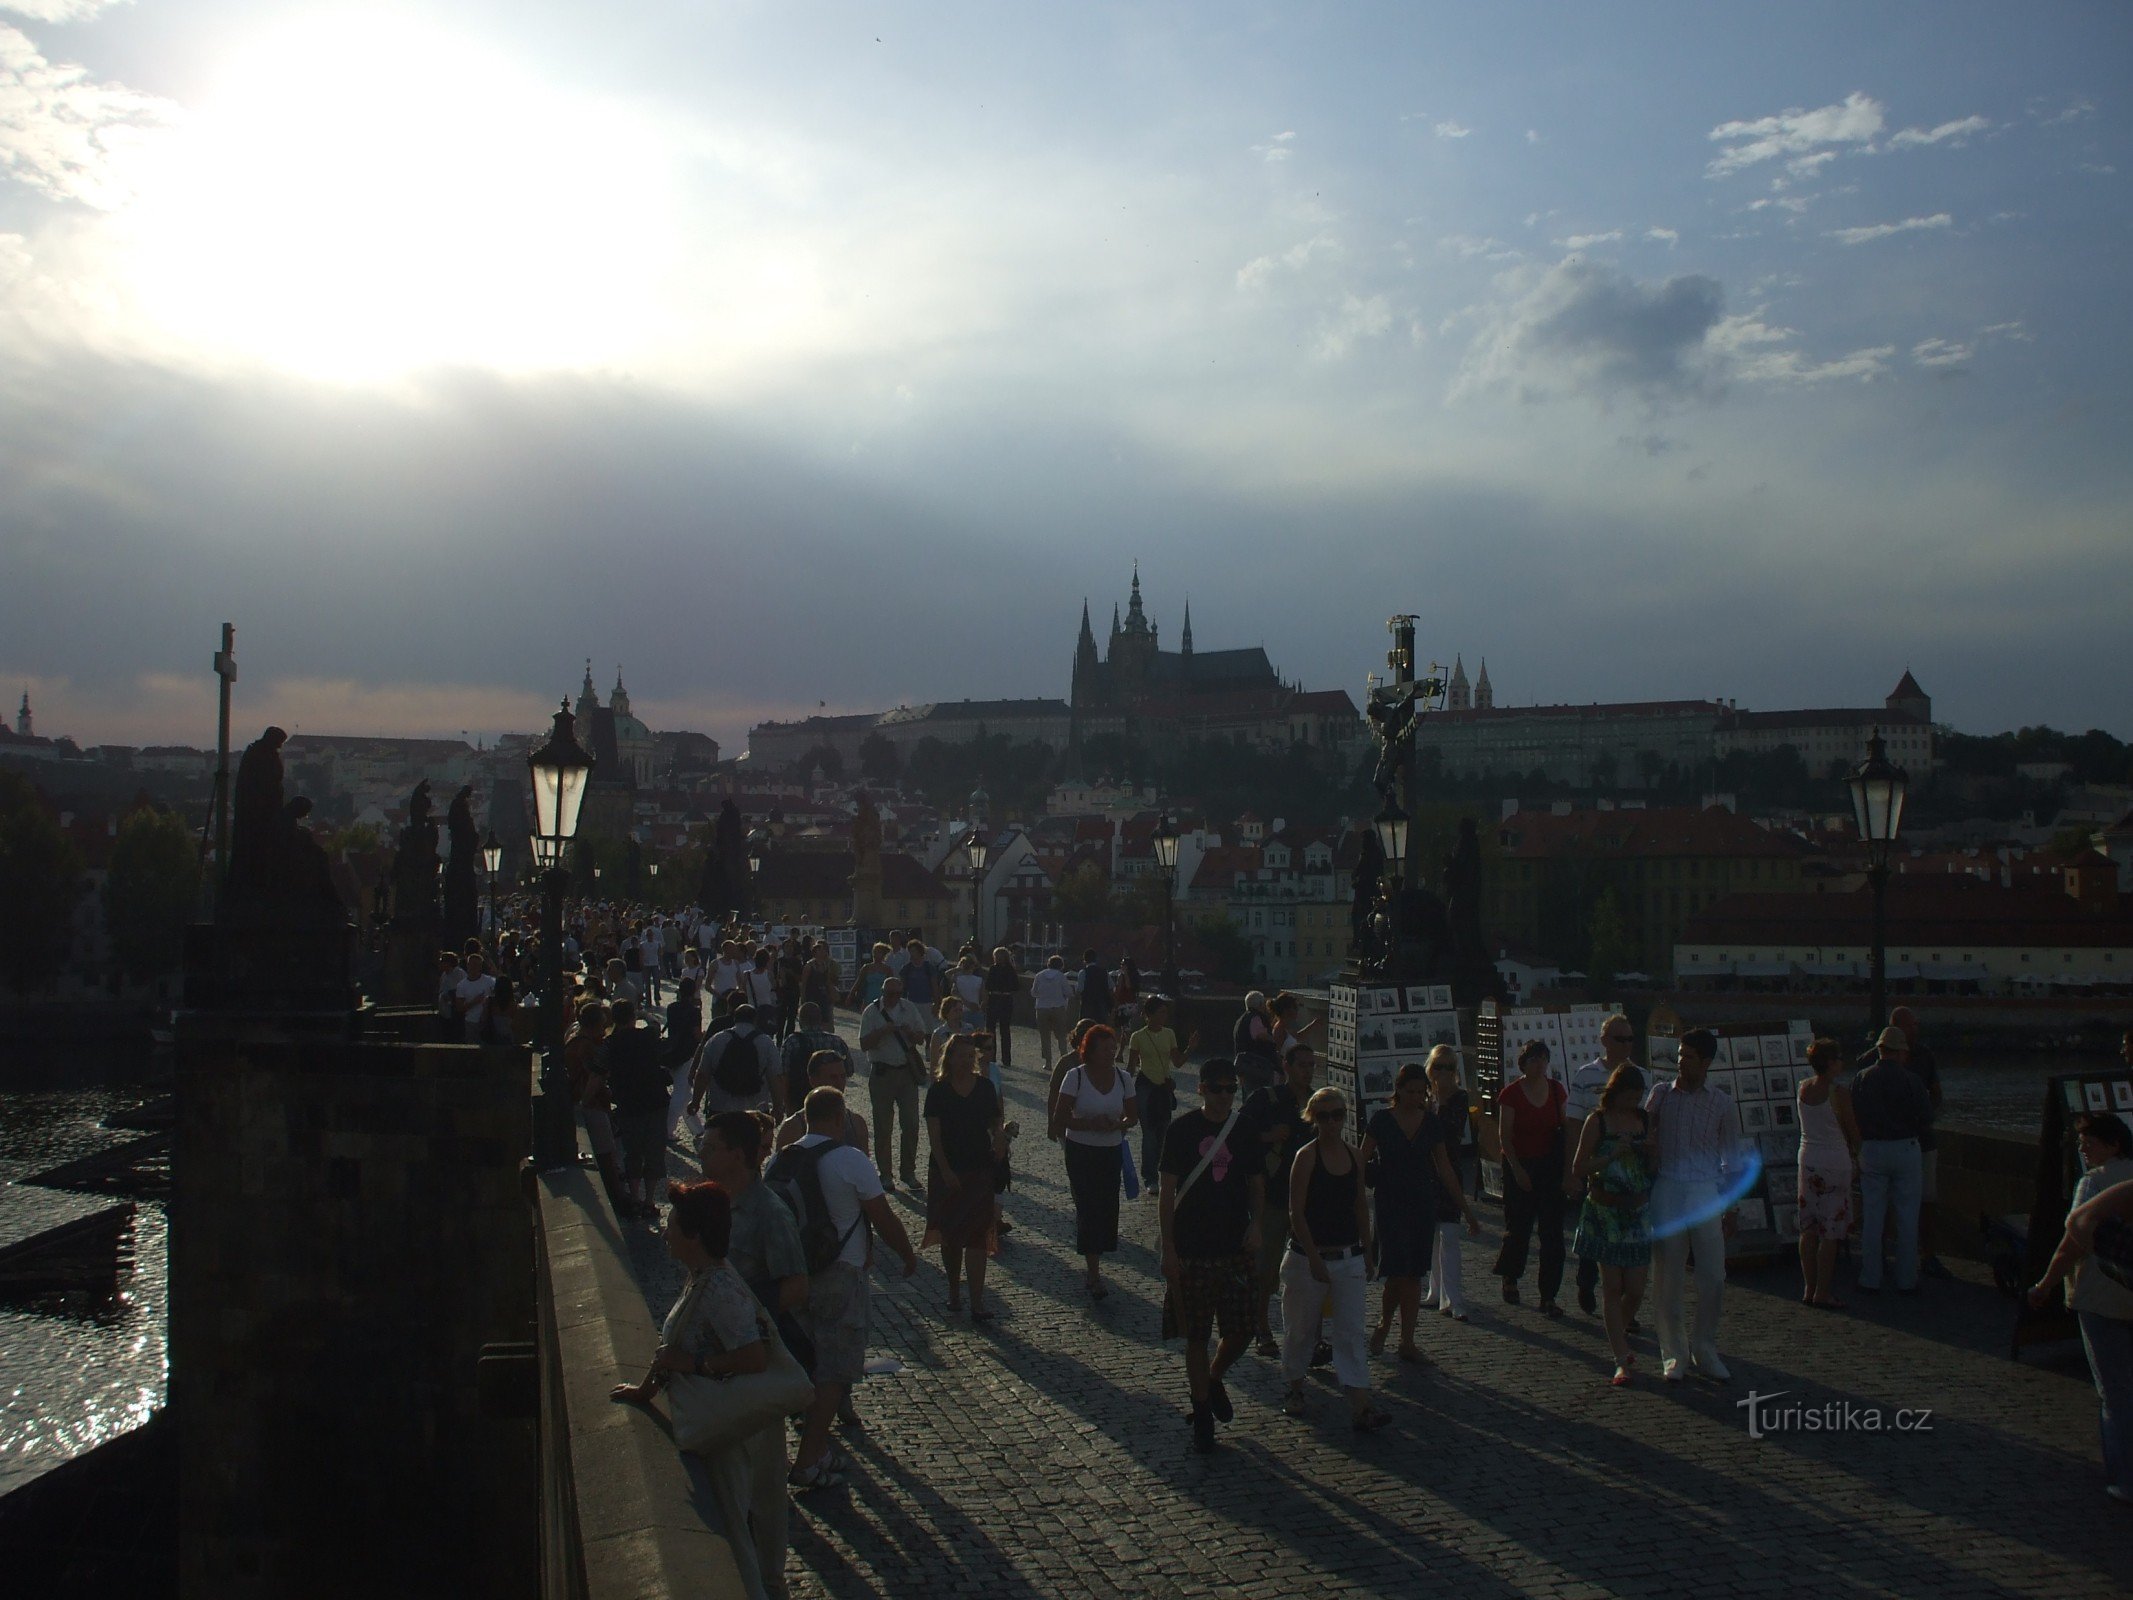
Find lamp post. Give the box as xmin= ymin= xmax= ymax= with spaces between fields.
xmin=967 ymin=828 xmax=989 ymax=953
xmin=481 ymin=829 xmax=502 ymax=943
xmin=747 ymin=827 xmax=767 ymax=930
xmin=1152 ymin=813 xmax=1181 ymax=996
xmin=529 ymin=700 xmax=594 ymax=1169
xmin=1373 ymin=797 xmax=1411 ymax=984
xmin=1847 ymin=728 xmax=1909 ymax=1033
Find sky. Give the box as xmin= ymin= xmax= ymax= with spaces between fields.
xmin=2 ymin=1 xmax=2128 ymax=753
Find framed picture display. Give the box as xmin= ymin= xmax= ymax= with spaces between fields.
xmin=1367 ymin=987 xmax=1404 ymax=1013
xmin=1759 ymin=1130 xmax=1797 ymax=1163
xmin=1731 ymin=1036 xmax=1763 ymax=1070
xmin=2064 ymin=1081 xmax=2088 ymax=1112
xmin=1405 ymin=984 xmax=1453 ymax=1011
xmin=2114 ymin=1082 xmax=2133 ymax=1113
xmin=1390 ymin=1016 xmax=1429 ymax=1053
xmin=1761 ymin=1037 xmax=1793 ymax=1072
xmin=1358 ymin=1018 xmax=1394 ymax=1057
xmin=1361 ymin=1061 xmax=1397 ymax=1098
xmin=1741 ymin=1102 xmax=1773 ymax=1132
xmin=1769 ymin=1099 xmax=1797 ymax=1129
xmin=2085 ymin=1082 xmax=2110 ymax=1112
xmin=1764 ymin=1066 xmax=1794 ymax=1100
xmin=1706 ymin=1068 xmax=1737 ymax=1101
xmin=1731 ymin=1067 xmax=1766 ymax=1103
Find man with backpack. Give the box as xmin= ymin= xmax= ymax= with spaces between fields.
xmin=1160 ymin=1057 xmax=1264 ymax=1454
xmin=691 ymin=1002 xmax=781 ymax=1120
xmin=780 ymin=1002 xmax=852 ymax=1117
xmin=770 ymin=1087 xmax=918 ymax=1492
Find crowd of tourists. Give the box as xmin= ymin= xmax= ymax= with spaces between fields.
xmin=478 ymin=907 xmax=2133 ymax=1593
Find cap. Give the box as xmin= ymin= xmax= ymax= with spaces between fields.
xmin=1876 ymin=1025 xmax=1908 ymax=1052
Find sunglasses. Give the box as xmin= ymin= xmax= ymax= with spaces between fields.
xmin=1606 ymin=1033 xmax=1635 ymax=1043
xmin=1317 ymin=1110 xmax=1347 ymax=1122
xmin=1203 ymin=1083 xmax=1237 ymax=1095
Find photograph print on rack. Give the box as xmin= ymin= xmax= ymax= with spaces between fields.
xmin=1390 ymin=1016 xmax=1429 ymax=1053
xmin=1742 ymin=1103 xmax=1772 ymax=1132
xmin=1764 ymin=1066 xmax=1794 ymax=1100
xmin=1358 ymin=1018 xmax=1393 ymax=1057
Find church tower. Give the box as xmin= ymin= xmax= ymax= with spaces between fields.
xmin=610 ymin=666 xmax=632 ymax=721
xmin=1181 ymin=601 xmax=1194 ymax=656
xmin=1447 ymin=655 xmax=1472 ymax=712
xmin=573 ymin=660 xmax=600 ymax=746
xmin=15 ymin=689 xmax=30 ymax=738
xmin=1475 ymin=658 xmax=1494 ymax=710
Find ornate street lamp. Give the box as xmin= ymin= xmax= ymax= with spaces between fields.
xmin=967 ymin=827 xmax=989 ymax=951
xmin=746 ymin=827 xmax=768 ymax=927
xmin=1371 ymin=797 xmax=1411 ymax=983
xmin=481 ymin=828 xmax=502 ymax=941
xmin=1152 ymin=813 xmax=1181 ymax=996
xmin=528 ymin=700 xmax=594 ymax=1168
xmin=1847 ymin=729 xmax=1909 ymax=1032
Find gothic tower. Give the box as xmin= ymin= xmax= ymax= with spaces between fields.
xmin=14 ymin=689 xmax=30 ymax=738
xmin=1447 ymin=654 xmax=1472 ymax=712
xmin=1475 ymin=658 xmax=1494 ymax=710
xmin=1181 ymin=600 xmax=1194 ymax=656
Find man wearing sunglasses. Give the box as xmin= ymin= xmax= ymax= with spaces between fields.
xmin=1568 ymin=1014 xmax=1645 ymax=1317
xmin=1159 ymin=1058 xmax=1265 ymax=1453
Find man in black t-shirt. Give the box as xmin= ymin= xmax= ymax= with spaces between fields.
xmin=1160 ymin=1057 xmax=1264 ymax=1453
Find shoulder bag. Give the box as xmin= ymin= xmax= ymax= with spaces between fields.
xmin=664 ymin=1278 xmax=816 ymax=1455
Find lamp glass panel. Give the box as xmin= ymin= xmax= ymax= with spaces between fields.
xmin=555 ymin=765 xmax=590 ymax=840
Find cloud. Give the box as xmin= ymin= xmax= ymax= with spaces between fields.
xmin=1252 ymin=130 xmax=1296 ymax=162
xmin=1454 ymin=258 xmax=1726 ymax=403
xmin=1710 ymin=314 xmax=1892 ymax=383
xmin=0 ymin=2 xmax=131 ymax=19
xmin=1235 ymin=233 xmax=1338 ymax=291
xmin=2031 ymin=96 xmax=2095 ymax=127
xmin=1315 ymin=292 xmax=1391 ymax=359
xmin=1828 ymin=212 xmax=1952 ymax=245
xmin=1912 ymin=337 xmax=1971 ymax=368
xmin=1646 ymin=227 xmax=1679 ymax=245
xmin=2076 ymin=162 xmax=2116 ymax=176
xmin=0 ymin=22 xmax=176 ymax=209
xmin=1978 ymin=319 xmax=2031 ymax=342
xmin=1746 ymin=195 xmax=1814 ymax=215
xmin=1524 ymin=128 xmax=1541 ymax=146
xmin=1434 ymin=120 xmax=1471 ymax=140
xmin=1707 ymin=91 xmax=1883 ymax=178
xmin=1887 ymin=114 xmax=1990 ymax=149
xmin=1557 ymin=230 xmax=1623 ymax=250
xmin=1438 ymin=233 xmax=1516 ymax=260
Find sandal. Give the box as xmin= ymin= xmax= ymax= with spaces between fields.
xmin=1610 ymin=1366 xmax=1632 ymax=1388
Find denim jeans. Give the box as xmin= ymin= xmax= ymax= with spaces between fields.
xmin=2077 ymin=1309 xmax=2133 ymax=1492
xmin=1137 ymin=1075 xmax=1176 ymax=1180
xmin=1857 ymin=1138 xmax=1922 ymax=1290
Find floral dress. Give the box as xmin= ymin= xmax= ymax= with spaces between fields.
xmin=1571 ymin=1114 xmax=1654 ymax=1269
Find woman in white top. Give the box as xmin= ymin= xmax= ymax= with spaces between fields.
xmin=1795 ymin=1037 xmax=1861 ymax=1309
xmin=1049 ymin=1024 xmax=1137 ymax=1299
xmin=2029 ymin=1110 xmax=2133 ymax=1505
xmin=951 ymin=954 xmax=987 ymax=1020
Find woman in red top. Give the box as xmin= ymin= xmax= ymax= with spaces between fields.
xmin=1493 ymin=1039 xmax=1569 ymax=1316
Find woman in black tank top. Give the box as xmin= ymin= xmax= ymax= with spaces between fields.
xmin=1281 ymin=1088 xmax=1390 ymax=1433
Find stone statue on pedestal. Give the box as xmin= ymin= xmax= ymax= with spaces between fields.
xmin=442 ymin=784 xmax=479 ymax=951
xmin=391 ymin=780 xmax=442 ymax=930
xmin=219 ymin=726 xmax=347 ymax=925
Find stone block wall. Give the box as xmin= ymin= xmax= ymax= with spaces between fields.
xmin=173 ymin=1022 xmax=536 ymax=1598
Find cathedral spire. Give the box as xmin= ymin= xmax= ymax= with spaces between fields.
xmin=611 ymin=665 xmax=632 ymax=719
xmin=1078 ymin=600 xmax=1095 ymax=649
xmin=1181 ymin=600 xmax=1193 ymax=655
xmin=1475 ymin=656 xmax=1493 ymax=710
xmin=15 ymin=688 xmax=30 ymax=738
xmin=1111 ymin=602 xmax=1121 ymax=637
xmin=1124 ymin=562 xmax=1147 ymax=631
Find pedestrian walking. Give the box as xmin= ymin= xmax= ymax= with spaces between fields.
xmin=609 ymin=1180 xmax=792 ymax=1600
xmin=1494 ymin=1040 xmax=1569 ymax=1316
xmin=1425 ymin=1048 xmax=1482 ymax=1319
xmin=858 ymin=976 xmax=931 ymax=1191
xmin=1569 ymin=1065 xmax=1655 ymax=1386
xmin=773 ymin=1049 xmax=872 ymax=1158
xmin=1127 ymin=995 xmax=1196 ymax=1195
xmin=1567 ymin=1014 xmax=1644 ymax=1316
xmin=2029 ymin=1110 xmax=2133 ymax=1506
xmin=1645 ymin=1027 xmax=1742 ymax=1381
xmin=1796 ymin=1037 xmax=1859 ymax=1308
xmin=1364 ymin=1061 xmax=1476 ymax=1362
xmin=1852 ymin=1024 xmax=1932 ymax=1295
xmin=1050 ymin=1023 xmax=1136 ymax=1299
xmin=1232 ymin=990 xmax=1279 ymax=1093
xmin=780 ymin=1002 xmax=851 ymax=1121
xmin=607 ymin=998 xmax=671 ymax=1217
xmin=1158 ymin=1057 xmax=1263 ymax=1453
xmin=1239 ymin=1042 xmax=1316 ymax=1355
xmin=1280 ymin=1088 xmax=1389 ymax=1432
xmin=1886 ymin=1005 xmax=1951 ymax=1279
xmin=1030 ymin=954 xmax=1074 ymax=1070
xmin=1077 ymin=948 xmax=1111 ymax=1026
xmin=925 ymin=1032 xmax=1007 ymax=1321
xmin=983 ymin=947 xmax=1021 ymax=1066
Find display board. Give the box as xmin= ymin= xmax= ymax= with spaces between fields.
xmin=1473 ymin=1000 xmax=1617 ymax=1197
xmin=2012 ymin=1067 xmax=2133 ymax=1357
xmin=1645 ymin=1011 xmax=1813 ymax=1258
xmin=1326 ymin=980 xmax=1462 ymax=1146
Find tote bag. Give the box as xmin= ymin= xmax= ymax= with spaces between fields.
xmin=666 ymin=1281 xmax=815 ymax=1455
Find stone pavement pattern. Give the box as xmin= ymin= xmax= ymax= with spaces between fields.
xmin=626 ymin=1017 xmax=2132 ymax=1599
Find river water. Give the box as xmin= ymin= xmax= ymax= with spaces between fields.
xmin=0 ymin=1068 xmax=169 ymax=1498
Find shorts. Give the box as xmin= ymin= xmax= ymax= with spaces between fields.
xmin=1920 ymin=1148 xmax=1938 ymax=1204
xmin=1176 ymin=1251 xmax=1257 ymax=1345
xmin=798 ymin=1259 xmax=870 ymax=1385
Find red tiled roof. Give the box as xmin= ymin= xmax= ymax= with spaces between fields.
xmin=1890 ymin=671 xmax=1927 ymax=700
xmin=1431 ymin=699 xmax=1725 ymax=724
xmin=1497 ymin=806 xmax=1807 ymax=861
xmin=1188 ymin=845 xmax=1263 ymax=892
xmin=1683 ymin=879 xmax=2133 ymax=949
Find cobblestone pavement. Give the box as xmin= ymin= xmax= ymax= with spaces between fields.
xmin=631 ymin=1020 xmax=2132 ymax=1599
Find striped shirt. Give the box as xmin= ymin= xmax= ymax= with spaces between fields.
xmin=1643 ymin=1079 xmax=1739 ymax=1188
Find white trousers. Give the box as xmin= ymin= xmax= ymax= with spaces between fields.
xmin=1280 ymin=1247 xmax=1371 ymax=1390
xmin=1426 ymin=1220 xmax=1467 ymax=1315
xmin=1650 ymin=1177 xmax=1726 ymax=1368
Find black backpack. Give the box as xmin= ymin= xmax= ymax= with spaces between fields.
xmin=705 ymin=1028 xmax=766 ymax=1098
xmin=765 ymin=1141 xmax=864 ymax=1273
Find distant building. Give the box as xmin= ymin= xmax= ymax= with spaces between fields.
xmin=870 ymin=698 xmax=1072 ymax=760
xmin=1716 ymin=673 xmax=1935 ymax=777
xmin=751 ymin=849 xmax=954 ymax=934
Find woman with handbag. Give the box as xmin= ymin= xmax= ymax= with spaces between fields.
xmin=1567 ymin=1065 xmax=1656 ymax=1387
xmin=611 ymin=1180 xmax=812 ymax=1600
xmin=1051 ymin=1024 xmax=1137 ymax=1300
xmin=2028 ymin=1111 xmax=2133 ymax=1505
xmin=1363 ymin=1061 xmax=1477 ymax=1363
xmin=925 ymin=1032 xmax=1007 ymax=1320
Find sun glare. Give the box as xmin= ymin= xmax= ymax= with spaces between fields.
xmin=118 ymin=12 xmax=676 ymax=383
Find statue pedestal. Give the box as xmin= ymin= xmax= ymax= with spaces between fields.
xmin=183 ymin=919 xmax=360 ymax=1013
xmin=380 ymin=918 xmax=444 ymax=1008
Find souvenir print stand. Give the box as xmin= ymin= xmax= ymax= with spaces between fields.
xmin=1326 ymin=980 xmax=1465 ymax=1148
